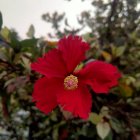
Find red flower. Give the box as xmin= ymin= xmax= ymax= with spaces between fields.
xmin=31 ymin=35 xmax=121 ymax=119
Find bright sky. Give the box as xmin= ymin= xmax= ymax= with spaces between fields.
xmin=0 ymin=0 xmax=93 ymax=39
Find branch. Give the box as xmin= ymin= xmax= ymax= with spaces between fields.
xmin=106 ymin=0 xmax=119 ymax=42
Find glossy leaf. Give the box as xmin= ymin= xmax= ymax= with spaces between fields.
xmin=96 ymin=122 xmax=111 ymax=140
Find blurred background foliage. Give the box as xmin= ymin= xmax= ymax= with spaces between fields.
xmin=0 ymin=0 xmax=140 ymax=140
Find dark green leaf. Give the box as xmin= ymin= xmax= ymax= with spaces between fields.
xmin=0 ymin=11 xmax=3 ymax=30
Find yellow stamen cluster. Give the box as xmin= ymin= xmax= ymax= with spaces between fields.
xmin=64 ymin=74 xmax=78 ymax=90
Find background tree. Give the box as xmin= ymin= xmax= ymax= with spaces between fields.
xmin=0 ymin=0 xmax=140 ymax=140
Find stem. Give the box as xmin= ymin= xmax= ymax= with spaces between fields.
xmin=1 ymin=96 xmax=9 ymax=119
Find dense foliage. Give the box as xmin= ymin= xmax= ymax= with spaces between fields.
xmin=0 ymin=0 xmax=140 ymax=140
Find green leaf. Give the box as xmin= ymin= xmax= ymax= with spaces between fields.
xmin=74 ymin=63 xmax=84 ymax=71
xmin=0 ymin=27 xmax=11 ymax=42
xmin=131 ymin=119 xmax=140 ymax=129
xmin=89 ymin=112 xmax=103 ymax=125
xmin=104 ymin=131 xmax=113 ymax=140
xmin=26 ymin=24 xmax=35 ymax=38
xmin=60 ymin=106 xmax=73 ymax=120
xmin=96 ymin=122 xmax=111 ymax=140
xmin=109 ymin=118 xmax=125 ymax=134
xmin=20 ymin=38 xmax=37 ymax=49
xmin=125 ymin=76 xmax=136 ymax=85
xmin=0 ymin=47 xmax=7 ymax=61
xmin=119 ymin=84 xmax=133 ymax=97
xmin=0 ymin=71 xmax=7 ymax=79
xmin=52 ymin=127 xmax=59 ymax=140
xmin=100 ymin=106 xmax=109 ymax=117
xmin=0 ymin=11 xmax=3 ymax=30
xmin=0 ymin=47 xmax=14 ymax=61
xmin=116 ymin=47 xmax=126 ymax=57
xmin=111 ymin=46 xmax=126 ymax=57
xmin=20 ymin=53 xmax=31 ymax=71
xmin=4 ymin=78 xmax=15 ymax=87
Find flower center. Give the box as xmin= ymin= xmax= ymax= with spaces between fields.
xmin=64 ymin=74 xmax=78 ymax=90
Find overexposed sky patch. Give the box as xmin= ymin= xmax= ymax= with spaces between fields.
xmin=0 ymin=0 xmax=93 ymax=39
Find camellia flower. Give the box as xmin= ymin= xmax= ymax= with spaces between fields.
xmin=31 ymin=35 xmax=121 ymax=119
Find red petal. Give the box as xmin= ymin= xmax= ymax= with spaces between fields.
xmin=78 ymin=61 xmax=121 ymax=93
xmin=31 ymin=49 xmax=67 ymax=78
xmin=32 ymin=77 xmax=61 ymax=114
xmin=58 ymin=35 xmax=89 ymax=73
xmin=57 ymin=85 xmax=92 ymax=119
